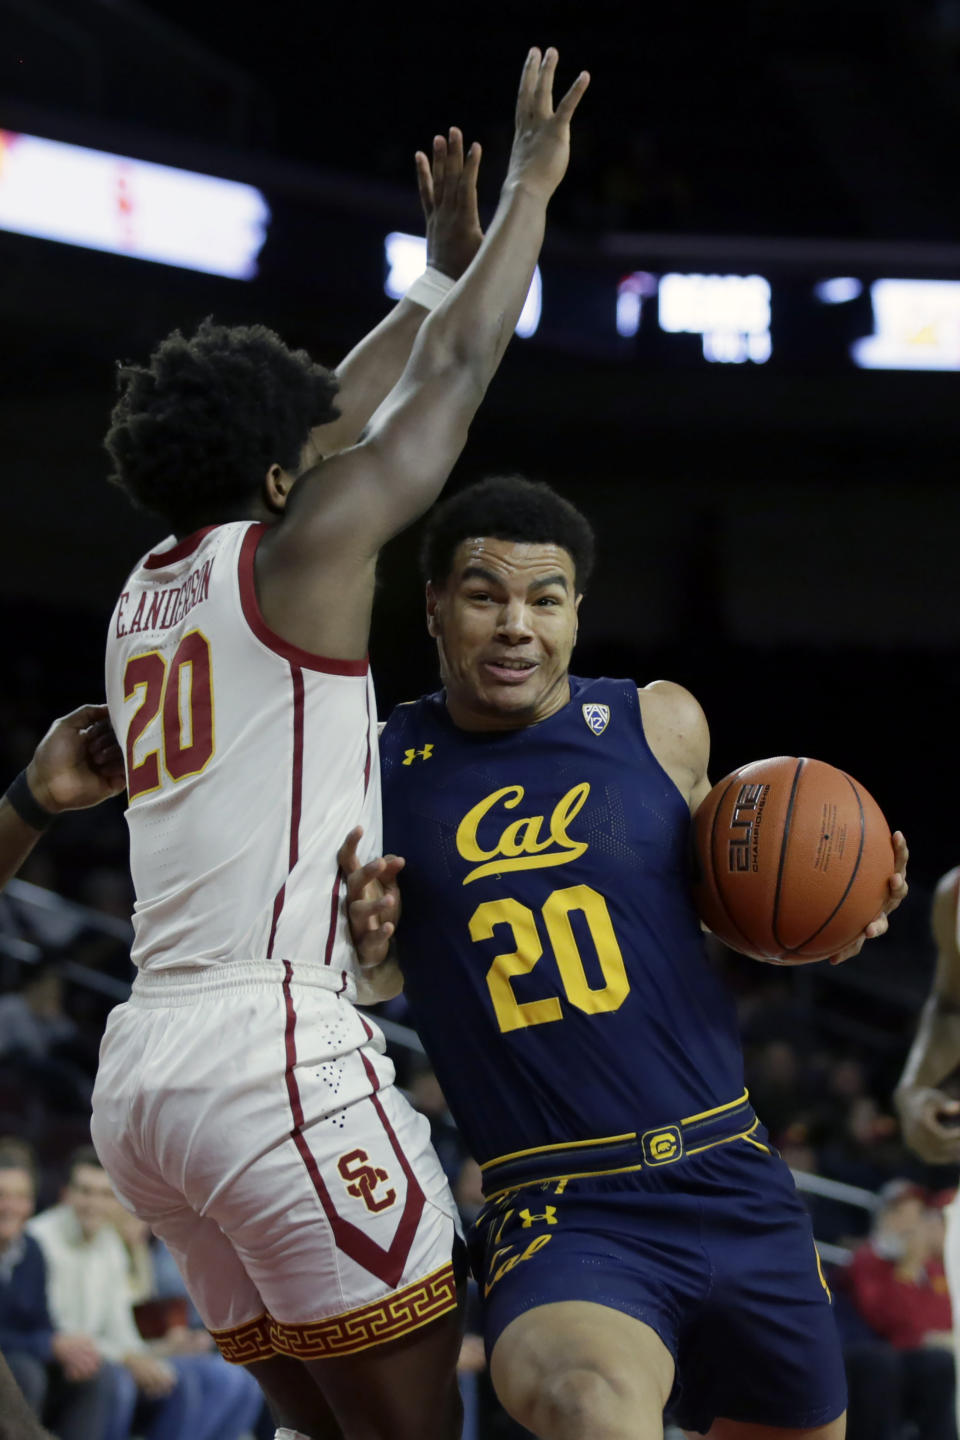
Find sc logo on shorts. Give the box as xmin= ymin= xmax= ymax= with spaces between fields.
xmin=641 ymin=1126 xmax=683 ymax=1166
xmin=337 ymin=1149 xmax=397 ymax=1213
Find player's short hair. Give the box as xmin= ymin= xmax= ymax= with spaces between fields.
xmin=105 ymin=318 xmax=341 ymax=533
xmin=419 ymin=476 xmax=596 ymax=591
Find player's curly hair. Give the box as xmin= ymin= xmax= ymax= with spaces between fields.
xmin=105 ymin=318 xmax=340 ymax=533
xmin=419 ymin=476 xmax=596 ymax=590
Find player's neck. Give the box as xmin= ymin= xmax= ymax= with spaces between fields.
xmin=444 ymin=676 xmax=572 ymax=733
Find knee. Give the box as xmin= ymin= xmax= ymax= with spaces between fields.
xmin=519 ymin=1365 xmax=632 ymax=1439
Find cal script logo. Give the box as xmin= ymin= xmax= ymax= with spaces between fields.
xmin=456 ymin=783 xmax=591 ymax=885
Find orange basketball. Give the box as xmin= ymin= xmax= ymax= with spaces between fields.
xmin=691 ymin=756 xmax=894 ymax=964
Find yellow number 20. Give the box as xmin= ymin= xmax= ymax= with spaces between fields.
xmin=469 ymin=885 xmax=629 ymax=1035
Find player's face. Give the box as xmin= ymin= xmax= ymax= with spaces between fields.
xmin=427 ymin=538 xmax=581 ymax=730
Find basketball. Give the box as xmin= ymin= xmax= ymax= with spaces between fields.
xmin=691 ymin=756 xmax=894 ymax=964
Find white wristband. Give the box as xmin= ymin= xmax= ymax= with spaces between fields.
xmin=405 ymin=265 xmax=455 ymax=311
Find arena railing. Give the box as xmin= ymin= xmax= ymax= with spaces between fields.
xmin=0 ymin=877 xmax=892 ymax=1261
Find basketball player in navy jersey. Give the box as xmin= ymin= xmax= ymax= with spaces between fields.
xmin=342 ymin=476 xmax=908 ymax=1440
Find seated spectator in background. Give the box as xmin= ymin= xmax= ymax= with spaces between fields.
xmin=111 ymin=1205 xmax=263 ymax=1440
xmin=0 ymin=964 xmax=92 ymax=1114
xmin=405 ymin=1059 xmax=465 ymax=1184
xmin=840 ymin=1179 xmax=957 ymax=1440
xmin=0 ymin=1144 xmax=111 ymax=1440
xmin=27 ymin=1146 xmax=195 ymax=1440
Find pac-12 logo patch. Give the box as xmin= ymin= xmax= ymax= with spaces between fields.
xmin=582 ymin=703 xmax=610 ymax=736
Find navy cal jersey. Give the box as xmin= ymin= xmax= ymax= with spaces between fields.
xmin=380 ymin=677 xmax=746 ymax=1169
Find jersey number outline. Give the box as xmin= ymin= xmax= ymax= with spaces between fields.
xmin=469 ymin=884 xmax=629 ymax=1034
xmin=123 ymin=630 xmax=215 ymax=799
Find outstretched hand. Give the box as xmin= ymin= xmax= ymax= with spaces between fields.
xmin=338 ymin=826 xmax=405 ymax=971
xmin=418 ymin=127 xmax=484 ymax=281
xmin=828 ymin=830 xmax=909 ymax=965
xmin=26 ymin=704 xmax=125 ymax=814
xmin=506 ymin=47 xmax=590 ymax=202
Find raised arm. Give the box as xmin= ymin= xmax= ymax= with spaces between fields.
xmin=895 ymin=867 xmax=960 ymax=1164
xmin=0 ymin=706 xmax=124 ymax=892
xmin=257 ymin=48 xmax=589 ymax=657
xmin=309 ymin=128 xmax=484 ymax=458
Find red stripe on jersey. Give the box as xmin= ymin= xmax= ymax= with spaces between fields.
xmin=143 ymin=526 xmax=220 ymax=570
xmin=362 ymin=677 xmax=372 ymax=796
xmin=323 ymin=874 xmax=342 ymax=966
xmin=281 ymin=962 xmax=425 ymax=1287
xmin=267 ymin=665 xmax=304 ymax=959
xmin=237 ymin=524 xmax=369 ymax=675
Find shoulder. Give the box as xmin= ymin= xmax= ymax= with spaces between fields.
xmin=637 ymin=680 xmax=709 ymax=748
xmin=931 ymin=867 xmax=960 ymax=952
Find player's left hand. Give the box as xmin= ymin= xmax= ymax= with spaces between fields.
xmin=417 ymin=126 xmax=484 ymax=281
xmin=338 ymin=826 xmax=405 ymax=970
xmin=828 ymin=829 xmax=909 ymax=965
xmin=26 ymin=704 xmax=125 ymax=814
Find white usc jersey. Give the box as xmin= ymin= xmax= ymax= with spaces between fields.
xmin=105 ymin=521 xmax=380 ymax=986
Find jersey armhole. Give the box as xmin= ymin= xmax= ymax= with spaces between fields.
xmin=624 ymin=681 xmax=692 ymax=815
xmin=237 ymin=523 xmax=369 ymax=676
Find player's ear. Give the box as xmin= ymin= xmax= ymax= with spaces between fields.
xmin=426 ymin=581 xmax=441 ymax=638
xmin=264 ymin=464 xmax=293 ymax=514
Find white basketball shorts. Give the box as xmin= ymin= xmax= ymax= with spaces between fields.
xmin=91 ymin=960 xmax=461 ymax=1363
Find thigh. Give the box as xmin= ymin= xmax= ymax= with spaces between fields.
xmin=674 ymin=1143 xmax=848 ymax=1435
xmin=302 ymin=1296 xmax=465 ymax=1440
xmin=491 ymin=1300 xmax=674 ymax=1440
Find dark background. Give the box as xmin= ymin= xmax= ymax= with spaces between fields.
xmin=2 ymin=0 xmax=960 ymax=1070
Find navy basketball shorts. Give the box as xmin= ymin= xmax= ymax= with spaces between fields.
xmin=470 ymin=1131 xmax=847 ymax=1434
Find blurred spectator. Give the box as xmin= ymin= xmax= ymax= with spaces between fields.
xmin=0 ymin=1144 xmax=112 ymax=1439
xmin=747 ymin=1039 xmax=808 ymax=1138
xmin=406 ymin=1059 xmax=465 ymax=1184
xmin=27 ymin=1146 xmax=196 ymax=1440
xmin=111 ymin=1205 xmax=264 ymax=1440
xmin=841 ymin=1181 xmax=957 ymax=1440
xmin=0 ymin=965 xmax=94 ymax=1114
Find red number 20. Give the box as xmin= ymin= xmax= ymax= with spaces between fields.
xmin=124 ymin=630 xmax=214 ymax=800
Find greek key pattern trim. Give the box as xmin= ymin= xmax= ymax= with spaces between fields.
xmin=212 ymin=1261 xmax=458 ymax=1363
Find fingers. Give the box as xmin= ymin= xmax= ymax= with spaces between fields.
xmin=432 ymin=133 xmax=446 ymax=209
xmin=63 ymin=702 xmax=111 ymax=730
xmin=415 ymin=150 xmax=434 ymax=214
xmin=444 ymin=126 xmax=463 ymax=200
xmin=516 ymin=46 xmax=542 ymax=120
xmin=461 ymin=139 xmax=482 ymax=199
xmin=533 ymin=47 xmax=559 ymax=115
xmin=555 ymin=68 xmax=591 ymax=124
xmin=337 ymin=825 xmax=363 ymax=877
xmin=345 ymin=853 xmax=405 ymax=903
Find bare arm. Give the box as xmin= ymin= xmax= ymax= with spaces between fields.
xmin=895 ymin=868 xmax=960 ymax=1163
xmin=310 ymin=129 xmax=485 ymax=458
xmin=637 ymin=680 xmax=711 ymax=811
xmin=0 ymin=706 xmax=125 ymax=892
xmin=256 ymin=48 xmax=590 ymax=658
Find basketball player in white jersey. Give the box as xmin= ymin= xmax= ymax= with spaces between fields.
xmin=90 ymin=48 xmax=589 ymax=1440
xmin=896 ymin=867 xmax=960 ymax=1438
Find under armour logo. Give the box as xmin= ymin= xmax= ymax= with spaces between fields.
xmin=402 ymin=744 xmax=434 ymax=765
xmin=519 ymin=1206 xmax=558 ymax=1228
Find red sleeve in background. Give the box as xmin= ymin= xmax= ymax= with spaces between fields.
xmin=847 ymin=1246 xmax=953 ymax=1350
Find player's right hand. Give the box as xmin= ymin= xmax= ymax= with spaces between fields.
xmin=338 ymin=825 xmax=405 ymax=970
xmin=505 ymin=48 xmax=590 ymax=203
xmin=896 ymin=1083 xmax=960 ymax=1165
